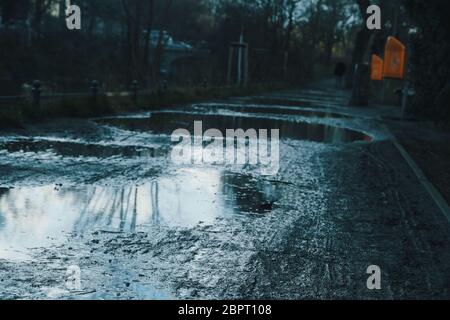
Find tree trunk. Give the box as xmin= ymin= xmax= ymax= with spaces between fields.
xmin=142 ymin=0 xmax=154 ymax=84
xmin=152 ymin=0 xmax=173 ymax=81
xmin=345 ymin=0 xmax=373 ymax=89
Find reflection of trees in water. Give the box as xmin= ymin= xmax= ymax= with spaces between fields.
xmin=73 ymin=186 xmax=137 ymax=233
xmin=151 ymin=181 xmax=160 ymax=225
xmin=71 ymin=181 xmax=162 ymax=232
xmin=0 ymin=188 xmax=8 ymax=230
xmin=0 ymin=172 xmax=279 ymax=235
xmin=221 ymin=174 xmax=277 ymax=214
xmin=0 ymin=183 xmax=166 ymax=235
xmin=0 ymin=187 xmax=61 ymax=234
xmin=130 ymin=188 xmax=138 ymax=231
xmin=72 ymin=188 xmax=105 ymax=232
xmin=106 ymin=112 xmax=366 ymax=144
xmin=0 ymin=188 xmax=9 ymax=197
xmin=0 ymin=188 xmax=11 ymax=229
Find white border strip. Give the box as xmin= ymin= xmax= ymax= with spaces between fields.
xmin=382 ymin=123 xmax=450 ymax=224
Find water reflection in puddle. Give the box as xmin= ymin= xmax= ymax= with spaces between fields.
xmin=97 ymin=112 xmax=371 ymax=143
xmin=242 ymin=96 xmax=348 ymax=107
xmin=192 ymin=104 xmax=350 ymax=119
xmin=0 ymin=168 xmax=277 ymax=260
xmin=0 ymin=138 xmax=167 ymax=158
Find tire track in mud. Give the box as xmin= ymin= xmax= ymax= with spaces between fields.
xmin=231 ymin=142 xmax=333 ymax=299
xmin=1 ymin=96 xmax=449 ymax=299
xmin=317 ymin=141 xmax=450 ymax=299
xmin=231 ymin=139 xmax=450 ymax=299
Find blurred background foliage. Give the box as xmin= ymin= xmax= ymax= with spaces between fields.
xmin=0 ymin=0 xmax=448 ymax=122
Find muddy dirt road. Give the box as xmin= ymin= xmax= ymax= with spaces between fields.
xmin=1 ymin=85 xmax=449 ymax=299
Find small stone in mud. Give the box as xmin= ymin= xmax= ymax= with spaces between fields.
xmin=259 ymin=201 xmax=275 ymax=212
xmin=125 ymin=282 xmax=130 ymax=287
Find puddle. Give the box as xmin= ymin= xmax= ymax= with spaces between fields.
xmin=0 ymin=138 xmax=167 ymax=158
xmin=193 ymin=103 xmax=350 ymax=118
xmin=239 ymin=97 xmax=343 ymax=108
xmin=97 ymin=112 xmax=371 ymax=143
xmin=0 ymin=168 xmax=278 ymax=260
xmin=0 ymin=107 xmax=371 ymax=262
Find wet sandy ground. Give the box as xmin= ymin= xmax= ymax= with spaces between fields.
xmin=0 ymin=85 xmax=449 ymax=299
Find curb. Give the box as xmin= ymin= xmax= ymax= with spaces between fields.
xmin=381 ymin=122 xmax=450 ymax=224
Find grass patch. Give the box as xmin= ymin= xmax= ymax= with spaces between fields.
xmin=0 ymin=106 xmax=24 ymax=129
xmin=139 ymin=84 xmax=286 ymax=110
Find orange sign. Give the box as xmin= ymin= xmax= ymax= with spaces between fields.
xmin=371 ymin=54 xmax=383 ymax=81
xmin=383 ymin=36 xmax=406 ymax=79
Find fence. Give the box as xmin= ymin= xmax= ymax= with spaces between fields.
xmin=0 ymin=79 xmax=287 ymax=126
xmin=0 ymin=80 xmax=153 ymax=109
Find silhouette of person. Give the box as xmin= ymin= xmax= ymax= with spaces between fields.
xmin=334 ymin=62 xmax=347 ymax=88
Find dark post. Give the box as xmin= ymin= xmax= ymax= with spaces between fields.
xmin=32 ymin=80 xmax=41 ymax=108
xmin=402 ymin=28 xmax=417 ymax=119
xmin=349 ymin=63 xmax=370 ymax=106
xmin=90 ymin=80 xmax=99 ymax=108
xmin=132 ymin=80 xmax=139 ymax=106
xmin=202 ymin=78 xmax=208 ymax=88
xmin=243 ymin=45 xmax=249 ymax=86
xmin=283 ymin=51 xmax=289 ymax=81
xmin=158 ymin=80 xmax=168 ymax=98
xmin=161 ymin=80 xmax=168 ymax=92
xmin=91 ymin=80 xmax=99 ymax=98
xmin=227 ymin=46 xmax=234 ymax=85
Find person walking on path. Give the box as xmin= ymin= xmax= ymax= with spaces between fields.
xmin=334 ymin=62 xmax=347 ymax=88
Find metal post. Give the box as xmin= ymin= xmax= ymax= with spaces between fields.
xmin=243 ymin=45 xmax=249 ymax=86
xmin=283 ymin=51 xmax=289 ymax=81
xmin=32 ymin=80 xmax=41 ymax=108
xmin=161 ymin=80 xmax=168 ymax=93
xmin=227 ymin=47 xmax=233 ymax=85
xmin=401 ymin=28 xmax=417 ymax=120
xmin=90 ymin=80 xmax=99 ymax=108
xmin=91 ymin=80 xmax=99 ymax=98
xmin=132 ymin=80 xmax=139 ymax=105
xmin=237 ymin=33 xmax=244 ymax=86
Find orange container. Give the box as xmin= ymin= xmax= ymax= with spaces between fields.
xmin=371 ymin=54 xmax=383 ymax=81
xmin=383 ymin=36 xmax=406 ymax=79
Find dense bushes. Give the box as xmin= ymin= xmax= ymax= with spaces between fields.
xmin=404 ymin=0 xmax=450 ymax=124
